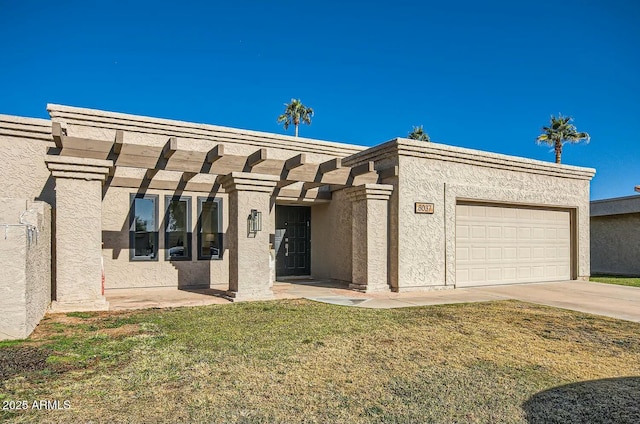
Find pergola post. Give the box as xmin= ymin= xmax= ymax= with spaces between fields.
xmin=46 ymin=156 xmax=112 ymax=311
xmin=220 ymin=172 xmax=279 ymax=301
xmin=346 ymin=184 xmax=394 ymax=293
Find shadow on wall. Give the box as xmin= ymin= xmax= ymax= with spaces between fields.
xmin=522 ymin=376 xmax=640 ymax=423
xmin=100 ymin=179 xmax=225 ymax=289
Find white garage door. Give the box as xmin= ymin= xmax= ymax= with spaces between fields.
xmin=456 ymin=203 xmax=571 ymax=287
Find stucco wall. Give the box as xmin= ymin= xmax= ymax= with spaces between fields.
xmin=0 ymin=115 xmax=55 ymax=206
xmin=310 ymin=190 xmax=352 ymax=282
xmin=591 ymin=213 xmax=640 ymax=276
xmin=102 ymin=186 xmax=230 ymax=289
xmin=344 ymin=139 xmax=593 ymax=291
xmin=0 ymin=199 xmax=51 ymax=340
xmin=397 ymin=154 xmax=591 ymax=289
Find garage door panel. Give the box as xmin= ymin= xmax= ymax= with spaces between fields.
xmin=488 ymin=247 xmax=502 ymax=259
xmin=518 ymin=247 xmax=531 ymax=259
xmin=487 ymin=268 xmax=502 ymax=281
xmin=456 ymin=204 xmax=571 ymax=287
xmin=456 ymin=247 xmax=469 ymax=260
xmin=532 ymin=266 xmax=544 ymax=278
xmin=471 ymin=268 xmax=486 ymax=282
xmin=471 ymin=247 xmax=486 ymax=260
xmin=471 ymin=226 xmax=486 ymax=238
xmin=504 ymin=227 xmax=517 ymax=239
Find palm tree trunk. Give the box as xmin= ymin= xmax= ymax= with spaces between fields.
xmin=555 ymin=143 xmax=562 ymax=164
xmin=295 ymin=125 xmax=299 ymax=137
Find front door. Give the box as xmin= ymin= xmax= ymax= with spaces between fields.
xmin=275 ymin=206 xmax=311 ymax=277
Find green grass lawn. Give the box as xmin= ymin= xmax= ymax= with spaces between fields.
xmin=1 ymin=300 xmax=639 ymax=423
xmin=590 ymin=275 xmax=640 ymax=287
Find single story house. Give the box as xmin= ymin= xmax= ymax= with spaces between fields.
xmin=590 ymin=195 xmax=640 ymax=276
xmin=0 ymin=104 xmax=595 ymax=332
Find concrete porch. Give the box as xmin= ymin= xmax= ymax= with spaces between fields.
xmin=105 ymin=278 xmax=362 ymax=310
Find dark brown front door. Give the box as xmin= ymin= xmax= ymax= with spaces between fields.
xmin=275 ymin=206 xmax=311 ymax=277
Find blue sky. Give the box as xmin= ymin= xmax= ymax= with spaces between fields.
xmin=1 ymin=1 xmax=638 ymax=200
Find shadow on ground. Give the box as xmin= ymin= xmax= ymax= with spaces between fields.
xmin=523 ymin=376 xmax=640 ymax=424
xmin=178 ymin=287 xmax=227 ymax=297
xmin=276 ymin=277 xmax=348 ymax=289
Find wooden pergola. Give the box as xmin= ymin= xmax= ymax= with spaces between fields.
xmin=52 ymin=124 xmax=397 ymax=202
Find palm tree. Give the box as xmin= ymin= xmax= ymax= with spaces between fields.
xmin=408 ymin=125 xmax=430 ymax=142
xmin=277 ymin=99 xmax=314 ymax=137
xmin=536 ymin=114 xmax=590 ymax=164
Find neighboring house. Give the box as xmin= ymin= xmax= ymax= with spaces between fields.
xmin=0 ymin=104 xmax=595 ymax=324
xmin=590 ymin=195 xmax=640 ymax=276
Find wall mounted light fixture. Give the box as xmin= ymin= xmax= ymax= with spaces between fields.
xmin=248 ymin=209 xmax=262 ymax=235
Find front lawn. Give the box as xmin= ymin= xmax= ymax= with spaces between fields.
xmin=590 ymin=275 xmax=640 ymax=288
xmin=1 ymin=300 xmax=639 ymax=423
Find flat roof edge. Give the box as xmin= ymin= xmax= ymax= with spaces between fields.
xmin=47 ymin=104 xmax=367 ymax=156
xmin=346 ymin=138 xmax=595 ymax=180
xmin=590 ymin=195 xmax=640 ymax=216
xmin=0 ymin=113 xmax=52 ymax=141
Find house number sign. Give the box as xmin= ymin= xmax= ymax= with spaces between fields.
xmin=415 ymin=202 xmax=434 ymax=214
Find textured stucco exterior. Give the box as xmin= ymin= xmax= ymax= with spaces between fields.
xmin=346 ymin=185 xmax=394 ymax=292
xmin=344 ymin=139 xmax=594 ymax=291
xmin=590 ymin=196 xmax=640 ymax=276
xmin=102 ymin=187 xmax=230 ymax=288
xmin=221 ymin=172 xmax=279 ymax=300
xmin=0 ymin=115 xmax=55 ymax=205
xmin=48 ymin=104 xmax=367 ymax=292
xmin=0 ymin=199 xmax=51 ymax=340
xmin=48 ymin=168 xmax=109 ymax=311
xmin=310 ymin=190 xmax=352 ymax=282
xmin=0 ymin=105 xmax=596 ymax=316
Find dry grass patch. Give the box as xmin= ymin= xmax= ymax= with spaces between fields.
xmin=1 ymin=300 xmax=639 ymax=423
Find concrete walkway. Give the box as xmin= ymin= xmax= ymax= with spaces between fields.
xmin=105 ymin=280 xmax=640 ymax=323
xmin=352 ymin=280 xmax=640 ymax=323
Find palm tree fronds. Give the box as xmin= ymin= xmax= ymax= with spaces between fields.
xmin=408 ymin=125 xmax=430 ymax=142
xmin=277 ymin=99 xmax=314 ymax=137
xmin=536 ymin=114 xmax=589 ymax=163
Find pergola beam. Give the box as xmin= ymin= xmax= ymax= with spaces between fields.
xmin=206 ymin=145 xmax=224 ymax=163
xmin=52 ymin=122 xmax=64 ymax=149
xmin=378 ymin=166 xmax=398 ymax=180
xmin=246 ymin=148 xmax=267 ymax=168
xmin=56 ymin=131 xmax=394 ymax=190
xmin=350 ymin=161 xmax=375 ymax=176
xmin=285 ymin=153 xmax=306 ymax=170
xmin=113 ymin=130 xmax=124 ymax=154
xmin=162 ymin=137 xmax=178 ymax=159
xmin=319 ymin=158 xmax=342 ymax=174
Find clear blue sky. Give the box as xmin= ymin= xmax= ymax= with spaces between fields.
xmin=1 ymin=1 xmax=638 ymax=200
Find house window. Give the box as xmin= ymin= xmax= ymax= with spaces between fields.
xmin=130 ymin=194 xmax=159 ymax=261
xmin=165 ymin=196 xmax=192 ymax=260
xmin=198 ymin=197 xmax=223 ymax=260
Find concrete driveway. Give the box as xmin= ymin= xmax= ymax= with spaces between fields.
xmin=353 ymin=280 xmax=640 ymax=323
xmin=106 ymin=279 xmax=640 ymax=323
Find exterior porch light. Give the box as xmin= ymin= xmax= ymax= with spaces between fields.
xmin=248 ymin=209 xmax=262 ymax=235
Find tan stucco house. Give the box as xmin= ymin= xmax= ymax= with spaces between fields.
xmin=0 ymin=105 xmax=595 ymax=339
xmin=590 ymin=195 xmax=640 ymax=276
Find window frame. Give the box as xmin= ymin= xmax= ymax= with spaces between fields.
xmin=197 ymin=197 xmax=223 ymax=260
xmin=164 ymin=195 xmax=192 ymax=261
xmin=129 ymin=193 xmax=159 ymax=261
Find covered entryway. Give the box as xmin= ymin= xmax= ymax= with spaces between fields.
xmin=275 ymin=205 xmax=311 ymax=277
xmin=455 ymin=203 xmax=571 ymax=287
